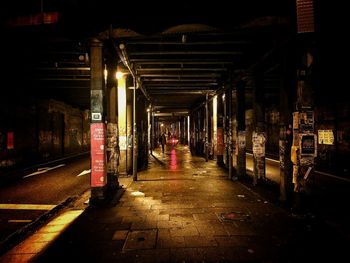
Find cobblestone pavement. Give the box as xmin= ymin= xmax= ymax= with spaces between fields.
xmin=33 ymin=145 xmax=347 ymax=262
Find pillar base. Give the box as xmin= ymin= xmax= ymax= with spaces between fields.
xmin=90 ymin=186 xmax=107 ymax=205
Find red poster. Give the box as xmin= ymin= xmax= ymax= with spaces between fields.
xmin=7 ymin=132 xmax=14 ymax=150
xmin=91 ymin=123 xmax=106 ymax=187
xmin=217 ymin=128 xmax=224 ymax=155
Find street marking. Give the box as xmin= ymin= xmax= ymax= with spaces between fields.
xmin=77 ymin=169 xmax=91 ymax=177
xmin=23 ymin=164 xmax=66 ymax=178
xmin=315 ymin=170 xmax=350 ymax=183
xmin=8 ymin=219 xmax=32 ymax=223
xmin=0 ymin=204 xmax=56 ymax=210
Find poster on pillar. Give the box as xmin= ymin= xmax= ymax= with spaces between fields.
xmin=252 ymin=132 xmax=266 ymax=158
xmin=107 ymin=123 xmax=118 ymax=173
xmin=91 ymin=123 xmax=107 ymax=187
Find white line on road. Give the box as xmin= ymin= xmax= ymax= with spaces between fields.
xmin=8 ymin=219 xmax=32 ymax=223
xmin=77 ymin=169 xmax=91 ymax=177
xmin=23 ymin=164 xmax=66 ymax=178
xmin=0 ymin=204 xmax=57 ymax=210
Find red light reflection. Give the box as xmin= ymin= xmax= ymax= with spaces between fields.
xmin=170 ymin=149 xmax=177 ymax=170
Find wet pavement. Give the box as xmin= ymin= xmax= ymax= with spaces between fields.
xmin=2 ymin=144 xmax=349 ymax=262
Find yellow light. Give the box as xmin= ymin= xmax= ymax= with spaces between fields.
xmin=103 ymin=69 xmax=108 ymax=81
xmin=116 ymin=71 xmax=124 ymax=80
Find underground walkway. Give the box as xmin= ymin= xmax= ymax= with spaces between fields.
xmin=3 ymin=144 xmax=348 ymax=262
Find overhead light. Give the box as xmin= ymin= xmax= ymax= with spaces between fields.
xmin=116 ymin=71 xmax=124 ymax=80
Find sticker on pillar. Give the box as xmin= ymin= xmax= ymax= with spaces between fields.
xmin=299 ymin=111 xmax=314 ymax=133
xmin=92 ymin=112 xmax=102 ymax=121
xmin=91 ymin=123 xmax=106 ymax=187
xmin=318 ymin=130 xmax=334 ymax=145
xmin=293 ymin=112 xmax=299 ymax=130
xmin=300 ymin=134 xmax=317 ymax=157
xmin=91 ymin=90 xmax=103 ymax=120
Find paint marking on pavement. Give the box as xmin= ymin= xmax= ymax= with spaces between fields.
xmin=23 ymin=164 xmax=66 ymax=178
xmin=0 ymin=204 xmax=57 ymax=210
xmin=8 ymin=219 xmax=32 ymax=223
xmin=77 ymin=169 xmax=91 ymax=177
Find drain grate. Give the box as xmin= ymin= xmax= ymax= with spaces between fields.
xmin=219 ymin=211 xmax=250 ymax=222
xmin=123 ymin=229 xmax=157 ymax=250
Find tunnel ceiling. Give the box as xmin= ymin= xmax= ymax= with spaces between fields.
xmin=110 ymin=21 xmax=287 ymax=119
xmin=2 ymin=1 xmax=290 ymax=115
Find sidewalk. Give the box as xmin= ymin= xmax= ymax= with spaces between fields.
xmin=3 ymin=145 xmax=349 ymax=262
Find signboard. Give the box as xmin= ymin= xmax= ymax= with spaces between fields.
xmin=300 ymin=134 xmax=316 ymax=156
xmin=296 ymin=0 xmax=315 ymax=33
xmin=91 ymin=123 xmax=106 ymax=187
xmin=318 ymin=130 xmax=334 ymax=145
xmin=7 ymin=132 xmax=14 ymax=150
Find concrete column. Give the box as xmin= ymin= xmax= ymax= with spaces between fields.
xmin=292 ymin=40 xmax=315 ymax=212
xmin=279 ymin=43 xmax=295 ymax=206
xmin=126 ymin=77 xmax=133 ymax=174
xmin=212 ymin=95 xmax=217 ymax=160
xmin=252 ymin=69 xmax=266 ymax=185
xmin=90 ymin=38 xmax=107 ymax=202
xmin=132 ymin=78 xmax=137 ymax=181
xmin=205 ymin=93 xmax=209 ymax=162
xmin=236 ymin=80 xmax=246 ymax=179
xmin=216 ymin=93 xmax=224 ymax=165
xmin=227 ymin=84 xmax=234 ymax=180
xmin=151 ymin=108 xmax=155 ymax=150
xmin=223 ymin=91 xmax=228 ymax=167
xmin=117 ymin=74 xmax=127 ymax=175
xmin=106 ymin=59 xmax=119 ymax=191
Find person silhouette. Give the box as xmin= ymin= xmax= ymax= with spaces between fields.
xmin=159 ymin=132 xmax=166 ymax=154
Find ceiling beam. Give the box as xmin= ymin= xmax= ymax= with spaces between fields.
xmin=130 ymin=51 xmax=242 ymax=56
xmin=130 ymin=59 xmax=234 ymax=65
xmin=136 ymin=68 xmax=227 ymax=72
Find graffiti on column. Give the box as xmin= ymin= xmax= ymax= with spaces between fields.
xmin=252 ymin=132 xmax=266 ymax=179
xmin=217 ymin=127 xmax=224 ymax=155
xmin=237 ymin=131 xmax=246 ymax=151
xmin=107 ymin=123 xmax=118 ymax=174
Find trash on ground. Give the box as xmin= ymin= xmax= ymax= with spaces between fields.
xmin=131 ymin=191 xmax=145 ymax=197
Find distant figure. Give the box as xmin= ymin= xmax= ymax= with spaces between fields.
xmin=159 ymin=133 xmax=166 ymax=154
